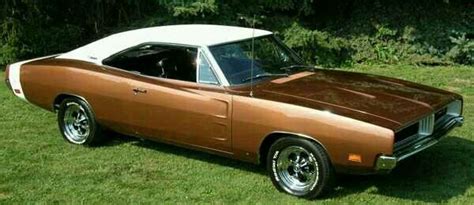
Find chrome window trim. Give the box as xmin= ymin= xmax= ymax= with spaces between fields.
xmin=197 ymin=48 xmax=221 ymax=86
xmin=201 ymin=46 xmax=230 ymax=86
xmin=101 ymin=42 xmax=201 ymax=65
xmin=100 ymin=42 xmax=226 ymax=87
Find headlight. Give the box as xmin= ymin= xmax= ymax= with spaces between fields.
xmin=447 ymin=100 xmax=462 ymax=116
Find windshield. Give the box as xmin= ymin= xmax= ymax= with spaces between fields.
xmin=209 ymin=35 xmax=303 ymax=85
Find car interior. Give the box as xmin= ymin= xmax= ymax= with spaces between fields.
xmin=103 ymin=44 xmax=198 ymax=82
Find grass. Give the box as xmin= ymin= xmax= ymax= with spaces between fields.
xmin=0 ymin=65 xmax=473 ymax=204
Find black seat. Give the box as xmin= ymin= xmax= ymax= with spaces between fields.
xmin=157 ymin=58 xmax=178 ymax=78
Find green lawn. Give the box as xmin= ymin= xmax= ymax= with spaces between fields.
xmin=1 ymin=65 xmax=473 ymax=204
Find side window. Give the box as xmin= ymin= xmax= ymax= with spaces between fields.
xmin=103 ymin=44 xmax=198 ymax=83
xmin=198 ymin=52 xmax=219 ymax=85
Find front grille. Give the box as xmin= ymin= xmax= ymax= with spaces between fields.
xmin=394 ymin=114 xmax=434 ymax=145
xmin=418 ymin=114 xmax=434 ymax=136
xmin=394 ymin=100 xmax=462 ymax=151
xmin=394 ymin=123 xmax=418 ymax=143
xmin=435 ymin=108 xmax=447 ymax=122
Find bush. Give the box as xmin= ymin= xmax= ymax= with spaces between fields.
xmin=0 ymin=18 xmax=22 ymax=65
xmin=447 ymin=32 xmax=474 ymax=65
xmin=1 ymin=0 xmax=473 ymax=67
xmin=282 ymin=23 xmax=353 ymax=67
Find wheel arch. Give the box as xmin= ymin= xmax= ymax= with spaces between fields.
xmin=53 ymin=93 xmax=94 ymax=115
xmin=258 ymin=131 xmax=330 ymax=166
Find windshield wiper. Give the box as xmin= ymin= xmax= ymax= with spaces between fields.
xmin=242 ymin=73 xmax=289 ymax=83
xmin=279 ymin=65 xmax=316 ymax=72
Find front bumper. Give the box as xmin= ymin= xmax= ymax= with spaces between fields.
xmin=375 ymin=115 xmax=464 ymax=171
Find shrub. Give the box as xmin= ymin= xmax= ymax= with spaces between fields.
xmin=282 ymin=23 xmax=353 ymax=67
xmin=1 ymin=0 xmax=473 ymax=67
xmin=446 ymin=32 xmax=474 ymax=65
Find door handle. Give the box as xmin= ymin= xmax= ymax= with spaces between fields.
xmin=133 ymin=88 xmax=147 ymax=94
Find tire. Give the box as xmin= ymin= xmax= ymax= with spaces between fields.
xmin=57 ymin=97 xmax=105 ymax=146
xmin=267 ymin=137 xmax=335 ymax=199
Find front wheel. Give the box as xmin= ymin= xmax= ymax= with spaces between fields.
xmin=57 ymin=97 xmax=105 ymax=146
xmin=267 ymin=137 xmax=335 ymax=199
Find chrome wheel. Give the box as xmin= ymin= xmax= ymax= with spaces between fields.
xmin=276 ymin=146 xmax=319 ymax=195
xmin=62 ymin=102 xmax=90 ymax=144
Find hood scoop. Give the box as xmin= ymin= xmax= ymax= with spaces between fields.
xmin=271 ymin=71 xmax=314 ymax=84
xmin=334 ymin=87 xmax=376 ymax=99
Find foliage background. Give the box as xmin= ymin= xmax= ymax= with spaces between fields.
xmin=1 ymin=0 xmax=473 ymax=67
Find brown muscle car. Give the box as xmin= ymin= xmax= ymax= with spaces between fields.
xmin=4 ymin=25 xmax=464 ymax=199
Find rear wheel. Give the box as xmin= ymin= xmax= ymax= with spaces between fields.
xmin=267 ymin=137 xmax=334 ymax=199
xmin=58 ymin=97 xmax=105 ymax=146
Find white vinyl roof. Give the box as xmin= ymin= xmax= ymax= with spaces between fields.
xmin=57 ymin=24 xmax=273 ymax=64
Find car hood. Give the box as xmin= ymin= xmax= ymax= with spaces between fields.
xmin=249 ymin=70 xmax=460 ymax=130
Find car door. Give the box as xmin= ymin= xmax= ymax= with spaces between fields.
xmin=122 ymin=48 xmax=233 ymax=153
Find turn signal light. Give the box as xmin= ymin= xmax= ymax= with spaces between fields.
xmin=348 ymin=153 xmax=362 ymax=163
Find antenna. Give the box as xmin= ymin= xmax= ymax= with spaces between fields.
xmin=249 ymin=15 xmax=256 ymax=97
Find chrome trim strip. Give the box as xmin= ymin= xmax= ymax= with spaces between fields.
xmin=99 ymin=42 xmax=201 ymax=66
xmin=396 ymin=137 xmax=439 ymax=161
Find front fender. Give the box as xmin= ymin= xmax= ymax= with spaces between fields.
xmin=231 ymin=95 xmax=394 ymax=172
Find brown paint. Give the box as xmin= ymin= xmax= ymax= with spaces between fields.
xmin=15 ymin=57 xmax=462 ymax=173
xmin=271 ymin=71 xmax=314 ymax=84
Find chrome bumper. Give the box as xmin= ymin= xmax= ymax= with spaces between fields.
xmin=375 ymin=116 xmax=464 ymax=171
